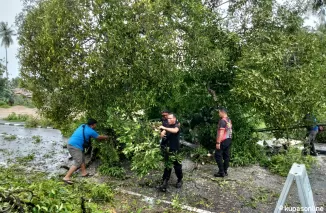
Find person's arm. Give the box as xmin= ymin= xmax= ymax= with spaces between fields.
xmin=90 ymin=129 xmax=108 ymax=141
xmin=216 ymin=120 xmax=226 ymax=150
xmin=97 ymin=135 xmax=109 ymax=140
xmin=216 ymin=129 xmax=225 ymax=144
xmin=160 ymin=130 xmax=166 ymax=138
xmin=159 ymin=126 xmax=179 ymax=133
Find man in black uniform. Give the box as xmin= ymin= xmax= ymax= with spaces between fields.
xmin=158 ymin=113 xmax=183 ymax=192
xmin=161 ymin=110 xmax=170 ymax=127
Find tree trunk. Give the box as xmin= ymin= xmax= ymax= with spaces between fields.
xmin=5 ymin=47 xmax=8 ymax=78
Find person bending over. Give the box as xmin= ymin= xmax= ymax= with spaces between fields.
xmin=63 ymin=118 xmax=108 ymax=184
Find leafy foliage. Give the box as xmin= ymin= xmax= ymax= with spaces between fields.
xmin=12 ymin=95 xmax=34 ymax=108
xmin=0 ymin=59 xmax=10 ymax=103
xmin=4 ymin=112 xmax=29 ymax=121
xmin=24 ymin=116 xmax=53 ymax=128
xmin=3 ymin=134 xmax=17 ymax=141
xmin=16 ymin=0 xmax=326 ymax=174
xmin=260 ymin=148 xmax=317 ymax=176
xmin=105 ymin=107 xmax=163 ymax=177
xmin=0 ymin=167 xmax=114 ymax=212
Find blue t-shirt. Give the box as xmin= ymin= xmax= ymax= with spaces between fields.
xmin=312 ymin=125 xmax=319 ymax=132
xmin=68 ymin=125 xmax=99 ymax=151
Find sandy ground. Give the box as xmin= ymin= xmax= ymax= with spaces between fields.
xmin=0 ymin=105 xmax=38 ymax=119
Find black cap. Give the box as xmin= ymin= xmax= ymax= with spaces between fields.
xmin=87 ymin=118 xmax=97 ymax=125
xmin=161 ymin=110 xmax=170 ymax=113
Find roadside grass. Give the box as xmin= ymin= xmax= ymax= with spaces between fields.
xmin=3 ymin=134 xmax=17 ymax=141
xmin=3 ymin=112 xmax=29 ymax=121
xmin=0 ymin=166 xmax=115 ymax=212
xmin=16 ymin=154 xmax=35 ymax=164
xmin=32 ymin=135 xmax=42 ymax=144
xmin=259 ymin=147 xmax=317 ymax=177
xmin=0 ymin=104 xmax=10 ymax=108
xmin=25 ymin=116 xmax=53 ymax=128
xmin=0 ymin=100 xmax=10 ymax=108
xmin=2 ymin=113 xmax=53 ymax=128
xmin=0 ymin=166 xmax=187 ymax=213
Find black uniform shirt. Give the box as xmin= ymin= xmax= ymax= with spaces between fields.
xmin=165 ymin=123 xmax=180 ymax=151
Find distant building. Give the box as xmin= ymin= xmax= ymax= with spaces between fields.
xmin=12 ymin=88 xmax=32 ymax=98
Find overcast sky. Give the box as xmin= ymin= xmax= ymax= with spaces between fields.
xmin=0 ymin=0 xmax=22 ymax=79
xmin=0 ymin=1 xmax=321 ymax=79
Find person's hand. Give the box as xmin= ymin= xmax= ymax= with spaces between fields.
xmin=160 ymin=130 xmax=166 ymax=138
xmin=216 ymin=143 xmax=220 ymax=150
xmin=159 ymin=126 xmax=165 ymax=130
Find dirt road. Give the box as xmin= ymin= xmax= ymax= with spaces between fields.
xmin=0 ymin=105 xmax=38 ymax=119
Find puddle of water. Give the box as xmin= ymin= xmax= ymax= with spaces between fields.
xmin=0 ymin=125 xmax=70 ymax=176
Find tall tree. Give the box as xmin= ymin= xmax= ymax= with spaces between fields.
xmin=0 ymin=22 xmax=15 ymax=79
xmin=0 ymin=59 xmax=7 ymax=100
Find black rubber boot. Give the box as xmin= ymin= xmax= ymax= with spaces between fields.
xmin=159 ymin=180 xmax=168 ymax=192
xmin=176 ymin=180 xmax=183 ymax=188
xmin=214 ymin=172 xmax=225 ymax=178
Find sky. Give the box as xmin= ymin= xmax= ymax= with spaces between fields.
xmin=0 ymin=0 xmax=321 ymax=79
xmin=0 ymin=0 xmax=23 ymax=79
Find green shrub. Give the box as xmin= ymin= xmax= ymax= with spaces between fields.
xmin=32 ymin=135 xmax=42 ymax=144
xmin=16 ymin=154 xmax=35 ymax=164
xmin=13 ymin=95 xmax=34 ymax=108
xmin=99 ymin=166 xmax=126 ymax=179
xmin=3 ymin=134 xmax=17 ymax=141
xmin=96 ymin=141 xmax=120 ymax=168
xmin=0 ymin=167 xmax=114 ymax=212
xmin=0 ymin=100 xmax=10 ymax=108
xmin=260 ymin=148 xmax=317 ymax=176
xmin=316 ymin=130 xmax=326 ymax=143
xmin=4 ymin=112 xmax=29 ymax=121
xmin=105 ymin=107 xmax=163 ymax=177
xmin=24 ymin=116 xmax=39 ymax=128
xmin=25 ymin=116 xmax=53 ymax=128
xmin=39 ymin=118 xmax=53 ymax=127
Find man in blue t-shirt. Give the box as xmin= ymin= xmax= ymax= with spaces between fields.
xmin=63 ymin=118 xmax=108 ymax=184
xmin=303 ymin=113 xmax=318 ymax=156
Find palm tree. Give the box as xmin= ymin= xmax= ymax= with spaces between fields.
xmin=0 ymin=22 xmax=14 ymax=79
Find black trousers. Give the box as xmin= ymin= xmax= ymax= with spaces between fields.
xmin=214 ymin=138 xmax=232 ymax=175
xmin=162 ymin=151 xmax=183 ymax=182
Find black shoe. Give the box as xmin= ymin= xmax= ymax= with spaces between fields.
xmin=214 ymin=173 xmax=225 ymax=177
xmin=176 ymin=180 xmax=183 ymax=188
xmin=159 ymin=180 xmax=168 ymax=192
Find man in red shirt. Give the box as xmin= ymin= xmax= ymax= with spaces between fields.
xmin=215 ymin=107 xmax=232 ymax=177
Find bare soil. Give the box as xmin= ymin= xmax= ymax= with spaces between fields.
xmin=88 ymin=155 xmax=326 ymax=213
xmin=0 ymin=105 xmax=38 ymax=119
